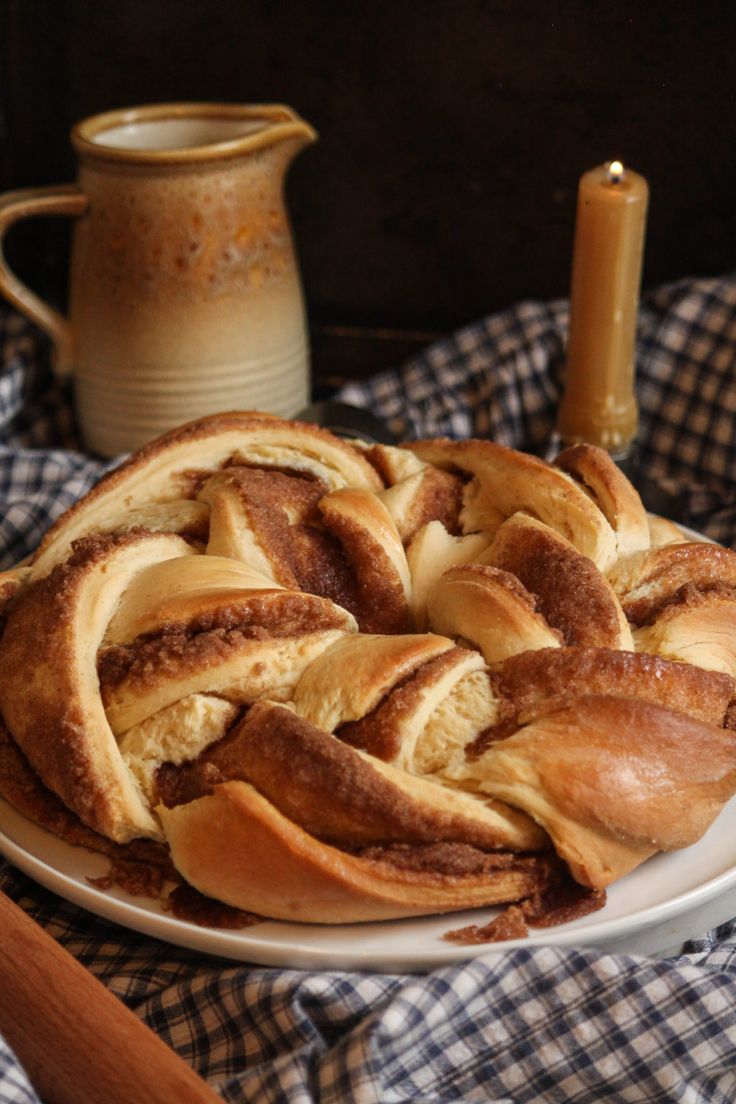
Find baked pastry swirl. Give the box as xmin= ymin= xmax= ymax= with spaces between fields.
xmin=1 ymin=411 xmax=736 ymax=927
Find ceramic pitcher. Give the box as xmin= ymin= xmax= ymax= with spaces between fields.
xmin=0 ymin=102 xmax=317 ymax=456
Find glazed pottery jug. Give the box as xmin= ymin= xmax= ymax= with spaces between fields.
xmin=0 ymin=102 xmax=316 ymax=456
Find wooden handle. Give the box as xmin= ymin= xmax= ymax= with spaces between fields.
xmin=0 ymin=890 xmax=221 ymax=1103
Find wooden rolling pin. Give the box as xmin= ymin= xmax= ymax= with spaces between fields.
xmin=0 ymin=890 xmax=222 ymax=1103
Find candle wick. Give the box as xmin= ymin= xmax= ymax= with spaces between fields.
xmin=608 ymin=159 xmax=625 ymax=184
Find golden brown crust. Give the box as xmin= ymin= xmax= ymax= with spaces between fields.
xmin=407 ymin=437 xmax=618 ymax=569
xmin=102 ymin=555 xmax=290 ymax=644
xmin=0 ymin=526 xmax=353 ymax=841
xmin=379 ymin=467 xmax=464 ymax=544
xmin=0 ymin=721 xmax=175 ymax=874
xmin=427 ymin=563 xmax=562 ymax=663
xmin=337 ymin=646 xmax=483 ymax=763
xmin=362 ymin=443 xmax=427 ymax=485
xmin=293 ymin=632 xmax=455 ymax=732
xmin=608 ymin=542 xmax=736 ymax=623
xmin=406 ymin=522 xmax=492 ymax=630
xmin=158 ymin=780 xmax=549 ymax=922
xmin=31 ymin=412 xmax=384 ymax=577
xmin=633 ymin=587 xmax=736 ymax=675
xmin=0 ymin=531 xmax=194 ymax=841
xmin=648 ymin=514 xmax=688 ymax=548
xmin=554 ymin=443 xmax=649 ymax=557
xmin=462 ymin=694 xmax=736 ymax=888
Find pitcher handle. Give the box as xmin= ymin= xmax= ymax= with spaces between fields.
xmin=0 ymin=184 xmax=89 ymax=378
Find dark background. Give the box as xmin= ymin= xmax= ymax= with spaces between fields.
xmin=1 ymin=0 xmax=734 ymax=390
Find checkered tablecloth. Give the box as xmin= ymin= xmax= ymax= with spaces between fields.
xmin=2 ymin=272 xmax=736 ymax=1102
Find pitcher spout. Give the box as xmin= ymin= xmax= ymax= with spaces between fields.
xmin=250 ymin=104 xmax=317 ymax=160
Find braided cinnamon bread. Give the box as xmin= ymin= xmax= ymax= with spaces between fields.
xmin=1 ymin=411 xmax=735 ymax=927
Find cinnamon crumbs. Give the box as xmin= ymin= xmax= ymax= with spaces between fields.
xmin=444 ymin=870 xmax=607 ymax=945
xmin=165 ymin=883 xmax=262 ymax=929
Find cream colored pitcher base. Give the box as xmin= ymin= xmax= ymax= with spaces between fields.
xmin=74 ymin=340 xmax=310 ymax=457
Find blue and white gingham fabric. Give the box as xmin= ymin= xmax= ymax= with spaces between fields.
xmin=2 ymin=273 xmax=736 ymax=1103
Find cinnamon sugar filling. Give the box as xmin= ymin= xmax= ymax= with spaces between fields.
xmin=625 ymin=581 xmax=736 ymax=627
xmin=98 ymin=593 xmax=350 ymax=697
xmin=491 ymin=526 xmax=623 ymax=647
xmin=203 ymin=465 xmax=403 ymax=631
xmin=346 ymin=841 xmax=544 ymax=878
xmin=319 ymin=506 xmax=411 ymax=634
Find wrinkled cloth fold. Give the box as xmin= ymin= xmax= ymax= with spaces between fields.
xmin=1 ymin=273 xmax=736 ymax=1102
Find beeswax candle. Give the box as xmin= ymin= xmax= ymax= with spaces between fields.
xmin=556 ymin=160 xmax=649 ymax=455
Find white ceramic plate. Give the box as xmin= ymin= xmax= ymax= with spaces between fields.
xmin=3 ymin=794 xmax=736 ymax=971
